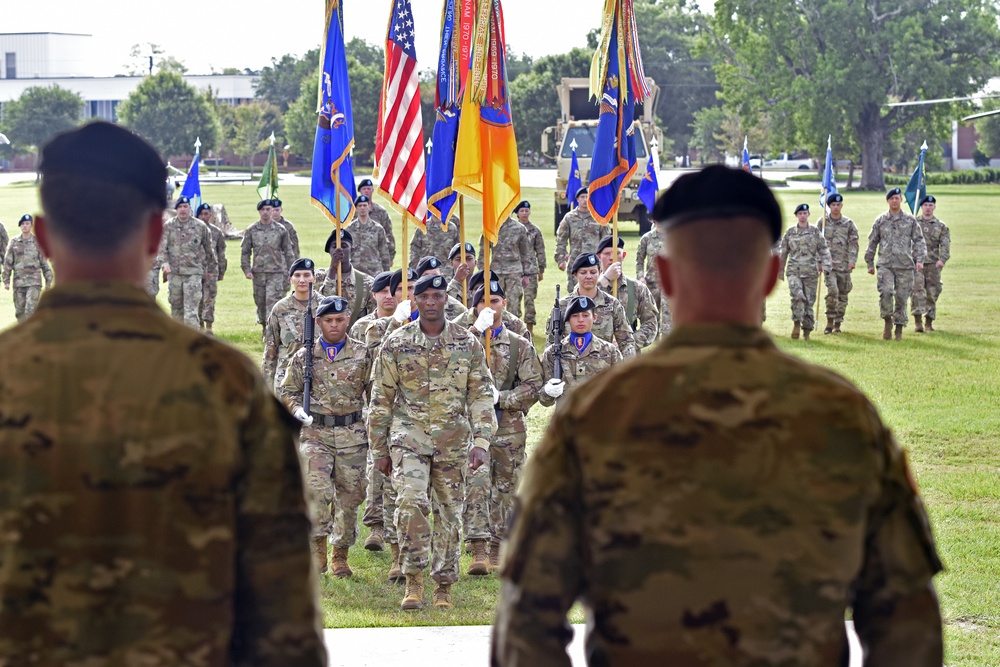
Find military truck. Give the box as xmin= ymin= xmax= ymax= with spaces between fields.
xmin=541 ymin=77 xmax=662 ymax=235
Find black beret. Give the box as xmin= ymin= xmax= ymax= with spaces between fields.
xmin=195 ymin=203 xmax=212 ymax=216
xmin=920 ymin=195 xmax=936 ymax=206
xmin=563 ymin=294 xmax=596 ymax=321
xmin=513 ymin=200 xmax=530 ymax=213
xmin=596 ymin=235 xmax=624 ymax=253
xmin=468 ymin=269 xmax=500 ymax=292
xmin=886 ymin=187 xmax=902 ymax=200
xmin=415 ymin=256 xmax=442 ymax=277
xmin=571 ymin=253 xmax=600 ymax=274
xmin=316 ymin=296 xmax=349 ymax=317
xmin=372 ymin=270 xmax=394 ymax=293
xmin=175 ymin=195 xmax=191 ymax=207
xmin=39 ymin=121 xmax=167 ymax=208
xmin=355 ymin=194 xmax=370 ymax=205
xmin=324 ymin=228 xmax=354 ymax=253
xmin=794 ymin=203 xmax=809 ymax=214
xmin=472 ymin=280 xmax=505 ymax=307
xmin=650 ymin=165 xmax=782 ymax=243
xmin=826 ymin=193 xmax=843 ymax=205
xmin=389 ymin=268 xmax=418 ymax=294
xmin=575 ymin=187 xmax=588 ymax=199
xmin=413 ymin=274 xmax=447 ymax=295
xmin=288 ymin=257 xmax=315 ymax=276
xmin=18 ymin=214 xmax=32 ymax=224
xmin=257 ymin=199 xmax=273 ymax=211
xmin=449 ymin=242 xmax=476 ymax=260
xmin=271 ymin=198 xmax=282 ymax=207
xmin=358 ymin=178 xmax=374 ymax=189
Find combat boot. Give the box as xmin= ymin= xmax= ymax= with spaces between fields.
xmin=401 ymin=572 xmax=424 ymax=611
xmin=882 ymin=318 xmax=892 ymax=340
xmin=468 ymin=539 xmax=490 ymax=576
xmin=802 ymin=328 xmax=811 ymax=341
xmin=365 ymin=524 xmax=385 ymax=551
xmin=330 ymin=546 xmax=353 ymax=578
xmin=824 ymin=317 xmax=834 ymax=334
xmin=833 ymin=320 xmax=842 ymax=334
xmin=894 ymin=324 xmax=903 ymax=341
xmin=488 ymin=539 xmax=501 ymax=572
xmin=204 ymin=322 xmax=213 ymax=335
xmin=311 ymin=537 xmax=328 ymax=575
xmin=914 ymin=314 xmax=924 ymax=333
xmin=791 ymin=322 xmax=801 ymax=339
xmin=387 ymin=543 xmax=404 ymax=583
xmin=433 ymin=583 xmax=453 ymax=609
xmin=925 ymin=316 xmax=935 ymax=332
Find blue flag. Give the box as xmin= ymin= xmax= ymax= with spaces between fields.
xmin=179 ymin=151 xmax=201 ymax=210
xmin=425 ymin=0 xmax=464 ymax=224
xmin=742 ymin=136 xmax=752 ymax=173
xmin=566 ymin=145 xmax=582 ymax=209
xmin=637 ymin=153 xmax=658 ymax=212
xmin=904 ymin=141 xmax=928 ymax=214
xmin=311 ymin=0 xmax=357 ymax=224
xmin=820 ymin=135 xmax=838 ymax=208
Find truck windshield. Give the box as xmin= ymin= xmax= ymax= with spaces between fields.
xmin=560 ymin=125 xmax=648 ymax=159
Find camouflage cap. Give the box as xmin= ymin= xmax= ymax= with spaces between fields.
xmin=413 ymin=274 xmax=447 ymax=295
xmin=472 ymin=280 xmax=505 ymax=307
xmin=827 ymin=193 xmax=843 ymax=205
xmin=886 ymin=187 xmax=902 ymax=199
xmin=316 ymin=295 xmax=349 ymax=317
xmin=288 ymin=257 xmax=315 ymax=276
xmin=449 ymin=242 xmax=476 ymax=260
xmin=195 ymin=203 xmax=212 ymax=216
xmin=563 ymin=294 xmax=596 ymax=321
xmin=571 ymin=253 xmax=600 ymax=274
xmin=794 ymin=203 xmax=809 ymax=214
xmin=324 ymin=228 xmax=354 ymax=253
xmin=415 ymin=255 xmax=442 ymax=277
xmin=372 ymin=270 xmax=394 ymax=293
xmin=596 ymin=235 xmax=625 ymax=253
xmin=468 ymin=269 xmax=500 ymax=292
xmin=389 ymin=267 xmax=418 ymax=294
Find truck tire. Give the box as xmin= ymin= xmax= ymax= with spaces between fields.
xmin=637 ymin=205 xmax=651 ymax=236
xmin=554 ymin=204 xmax=568 ymax=235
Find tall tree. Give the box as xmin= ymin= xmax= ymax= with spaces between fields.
xmin=226 ymin=100 xmax=283 ymax=176
xmin=1 ymin=85 xmax=83 ymax=154
xmin=283 ymin=68 xmax=319 ymax=163
xmin=708 ymin=0 xmax=1000 ymax=189
xmin=255 ymin=49 xmax=320 ymax=112
xmin=974 ymin=101 xmax=1000 ymax=160
xmin=118 ymin=71 xmax=219 ymax=158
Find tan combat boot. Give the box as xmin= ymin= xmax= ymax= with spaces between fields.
xmin=387 ymin=543 xmax=404 ymax=583
xmin=311 ymin=537 xmax=328 ymax=575
xmin=894 ymin=324 xmax=903 ymax=341
xmin=882 ymin=318 xmax=893 ymax=340
xmin=833 ymin=320 xmax=842 ymax=334
xmin=802 ymin=328 xmax=811 ymax=341
xmin=401 ymin=571 xmax=424 ymax=611
xmin=330 ymin=546 xmax=353 ymax=578
xmin=824 ymin=317 xmax=834 ymax=334
xmin=925 ymin=316 xmax=934 ymax=332
xmin=433 ymin=582 xmax=453 ymax=609
xmin=791 ymin=322 xmax=801 ymax=339
xmin=914 ymin=314 xmax=925 ymax=333
xmin=365 ymin=524 xmax=385 ymax=551
xmin=488 ymin=539 xmax=501 ymax=572
xmin=468 ymin=539 xmax=490 ymax=576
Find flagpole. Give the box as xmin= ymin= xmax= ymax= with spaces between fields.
xmin=816 ymin=200 xmax=826 ymax=322
xmin=485 ymin=227 xmax=492 ymax=359
xmin=335 ymin=166 xmax=343 ymax=294
xmin=612 ymin=211 xmax=619 ymax=299
xmin=402 ymin=217 xmax=409 ymax=298
xmin=459 ymin=195 xmax=468 ymax=307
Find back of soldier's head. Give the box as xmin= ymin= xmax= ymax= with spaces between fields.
xmin=38 ymin=121 xmax=166 ymax=256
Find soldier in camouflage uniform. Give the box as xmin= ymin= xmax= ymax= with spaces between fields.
xmin=910 ymin=195 xmax=950 ymax=332
xmin=415 ymin=255 xmax=468 ymax=320
xmin=515 ymin=201 xmax=546 ymax=335
xmin=0 ymin=219 xmax=8 ymax=271
xmin=596 ymin=235 xmax=659 ymax=349
xmin=478 ymin=214 xmax=534 ymax=319
xmin=0 ymin=121 xmax=326 ymax=667
xmin=358 ymin=177 xmax=396 ymax=265
xmin=779 ymin=204 xmax=832 ymax=340
xmin=262 ymin=258 xmax=322 ymax=392
xmin=493 ymin=165 xmax=943 ymax=667
xmin=270 ymin=197 xmax=301 ymax=260
xmin=196 ymin=203 xmax=228 ymax=332
xmin=280 ymin=296 xmax=373 ymax=578
xmin=348 ymin=194 xmax=393 ymax=276
xmin=318 ymin=227 xmax=376 ymax=328
xmin=157 ymin=196 xmax=218 ymax=328
xmin=3 ymin=214 xmax=54 ymax=321
xmin=410 ymin=214 xmax=460 ymax=279
xmin=451 ymin=269 xmax=531 ymax=338
xmin=555 ymin=188 xmax=604 ymax=291
xmin=865 ymin=187 xmax=927 ymax=341
xmin=820 ymin=193 xmax=859 ymax=334
xmin=544 ymin=253 xmax=637 ymax=358
xmin=448 ymin=241 xmax=477 ymax=307
xmin=462 ymin=282 xmax=543 ymax=574
xmin=242 ymin=198 xmax=295 ymax=330
xmin=635 ymin=226 xmax=670 ymax=336
xmin=369 ymin=274 xmax=497 ymax=610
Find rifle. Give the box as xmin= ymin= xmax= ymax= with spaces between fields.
xmin=550 ymin=285 xmax=563 ymax=380
xmin=302 ymin=282 xmax=315 ymax=414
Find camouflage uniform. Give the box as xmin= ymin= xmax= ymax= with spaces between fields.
xmin=911 ymin=215 xmax=950 ymax=321
xmin=479 ymin=218 xmax=534 ymax=318
xmin=146 ymin=237 xmax=162 ymax=298
xmin=452 ymin=307 xmax=530 ymax=339
xmin=493 ymin=323 xmax=943 ymax=666
xmin=544 ymin=289 xmax=637 ymax=358
xmin=521 ymin=219 xmax=546 ymax=325
xmin=275 ymin=216 xmax=301 ymax=261
xmin=410 ymin=216 xmax=460 ymax=279
xmin=368 ymin=320 xmax=497 ymax=583
xmin=241 ymin=220 xmax=295 ymax=325
xmin=261 ymin=291 xmax=323 ymax=392
xmin=463 ymin=328 xmax=543 ymax=544
xmin=0 ymin=282 xmax=326 ymax=666
xmin=554 ymin=207 xmax=603 ymax=291
xmin=369 ymin=201 xmax=397 ymax=265
xmin=0 ymin=223 xmax=8 ymax=270
xmin=2 ymin=233 xmax=54 ymax=321
xmin=601 ymin=275 xmax=659 ymax=349
xmin=348 ymin=216 xmax=393 ymax=277
xmin=865 ymin=210 xmax=927 ymax=327
xmin=317 ymin=267 xmax=376 ymax=328
xmin=779 ymin=224 xmax=832 ymax=332
xmin=822 ymin=216 xmax=860 ymax=325
xmin=201 ymin=222 xmax=228 ymax=327
xmin=538 ymin=333 xmax=622 ymax=407
xmin=157 ymin=216 xmax=218 ymax=327
xmin=280 ymin=337 xmax=373 ymax=548
xmin=635 ymin=228 xmax=669 ymax=335
xmin=448 ymin=275 xmax=472 ymax=306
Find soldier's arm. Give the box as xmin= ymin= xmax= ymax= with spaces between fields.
xmin=818 ymin=234 xmax=832 ymax=273
xmin=260 ymin=313 xmax=282 ymax=387
xmin=612 ymin=301 xmax=638 ymax=359
xmin=282 ymin=228 xmax=296 ymax=268
xmin=367 ymin=341 xmax=400 ymax=459
xmin=240 ymin=232 xmax=253 ymax=275
xmin=778 ymin=230 xmax=790 ymax=273
xmin=848 ymin=221 xmax=860 ymax=267
xmin=635 ymin=234 xmax=648 ymax=278
xmin=217 ymin=235 xmax=229 ymax=279
xmin=535 ymin=231 xmax=547 ymax=272
xmin=912 ymin=221 xmax=927 ymax=266
xmin=156 ymin=224 xmax=171 ymax=267
xmin=864 ymin=221 xmax=880 ymax=269
xmin=518 ymin=228 xmax=533 ymax=275
xmin=499 ymin=339 xmax=544 ymax=412
xmin=2 ymin=250 xmax=12 ymax=285
xmin=41 ymin=255 xmax=54 ymax=287
xmin=408 ymin=229 xmax=422 ymax=269
xmin=277 ymin=352 xmax=306 ymax=412
xmin=377 ymin=226 xmax=392 ymax=271
xmin=467 ymin=340 xmax=498 ymax=448
xmin=554 ymin=218 xmax=569 ymax=264
xmin=202 ymin=225 xmax=219 ymax=276
xmin=939 ymin=225 xmax=950 ymax=265
xmin=633 ymin=283 xmax=660 ymax=349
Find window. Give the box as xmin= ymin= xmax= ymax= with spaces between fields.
xmin=560 ymin=125 xmax=648 ymax=159
xmin=5 ymin=53 xmax=15 ymax=79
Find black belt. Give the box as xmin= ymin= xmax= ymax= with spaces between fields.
xmin=309 ymin=410 xmax=363 ymax=427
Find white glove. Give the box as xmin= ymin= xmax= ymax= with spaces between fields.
xmin=543 ymin=379 xmax=565 ymax=398
xmin=492 ymin=385 xmax=501 ymax=403
xmin=601 ymin=262 xmax=622 ymax=283
xmin=392 ymin=300 xmax=412 ymax=324
xmin=473 ymin=307 xmax=496 ymax=333
xmin=293 ymin=407 xmax=313 ymax=426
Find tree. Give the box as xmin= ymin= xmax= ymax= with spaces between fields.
xmin=227 ymin=100 xmax=283 ymax=176
xmin=689 ymin=107 xmax=727 ymax=164
xmin=1 ymin=85 xmax=83 ymax=154
xmin=118 ymin=71 xmax=219 ymax=158
xmin=343 ymin=40 xmax=386 ymax=166
xmin=284 ymin=69 xmax=319 ymax=163
xmin=255 ymin=49 xmax=320 ymax=112
xmin=707 ymin=0 xmax=1000 ymax=189
xmin=509 ymin=48 xmax=592 ymax=159
xmin=975 ymin=101 xmax=1000 ymax=160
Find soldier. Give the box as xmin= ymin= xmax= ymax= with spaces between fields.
xmin=0 ymin=121 xmax=325 ymax=666
xmin=596 ymin=234 xmax=659 ymax=349
xmin=350 ymin=270 xmax=397 ymax=344
xmin=157 ymin=195 xmax=218 ymax=328
xmin=635 ymin=226 xmax=670 ymax=336
xmin=820 ymin=193 xmax=859 ymax=334
xmin=3 ymin=213 xmax=54 ymax=320
xmin=462 ymin=281 xmax=543 ymax=575
xmin=493 ymin=165 xmax=943 ymax=667
xmin=270 ymin=197 xmax=301 ymax=260
xmin=348 ymin=194 xmax=392 ymax=276
xmin=318 ymin=227 xmax=376 ymax=328
xmin=911 ymin=195 xmax=950 ymax=332
xmin=448 ymin=241 xmax=477 ymax=305
xmin=280 ymin=296 xmax=373 ymax=578
xmin=415 ymin=255 xmax=467 ymax=320
xmin=410 ymin=214 xmax=460 ymax=279
xmin=555 ymin=188 xmax=603 ymax=291
xmin=196 ymin=202 xmax=228 ymax=333
xmin=865 ymin=187 xmax=927 ymax=341
xmin=357 ymin=177 xmax=396 ymax=265
xmin=451 ymin=269 xmax=531 ymax=338
xmin=242 ymin=198 xmax=295 ymax=331
xmin=478 ymin=210 xmax=534 ymax=319
xmin=544 ymin=252 xmax=637 ymax=358
xmin=0 ymin=218 xmax=8 ymax=269
xmin=261 ymin=258 xmax=322 ymax=392
xmin=779 ymin=203 xmax=832 ymax=340
xmin=369 ymin=274 xmax=497 ymax=611
xmin=515 ymin=201 xmax=546 ymax=337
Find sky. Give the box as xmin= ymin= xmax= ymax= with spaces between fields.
xmin=5 ymin=0 xmax=713 ymax=77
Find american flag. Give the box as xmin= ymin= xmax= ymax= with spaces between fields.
xmin=374 ymin=0 xmax=428 ymax=227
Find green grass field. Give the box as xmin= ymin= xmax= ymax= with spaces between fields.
xmin=2 ymin=179 xmax=998 ymax=664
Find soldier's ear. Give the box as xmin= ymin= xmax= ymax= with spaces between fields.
xmin=35 ymin=216 xmax=52 ymax=259
xmin=146 ymin=213 xmax=164 ymax=258
xmin=763 ymin=254 xmax=780 ymax=297
xmin=656 ymin=255 xmax=673 ymax=297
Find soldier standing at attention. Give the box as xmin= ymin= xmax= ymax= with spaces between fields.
xmin=350 ymin=270 xmax=396 ymax=344
xmin=0 ymin=121 xmax=325 ymax=666
xmin=348 ymin=194 xmax=392 ymax=276
xmin=196 ymin=203 xmax=228 ymax=333
xmin=821 ymin=193 xmax=859 ymax=334
xmin=515 ymin=201 xmax=546 ymax=337
xmin=779 ymin=203 xmax=832 ymax=340
xmin=242 ymin=198 xmax=294 ymax=332
xmin=555 ymin=188 xmax=603 ymax=291
xmin=493 ymin=165 xmax=943 ymax=667
xmin=635 ymin=226 xmax=669 ymax=335
xmin=3 ymin=214 xmax=54 ymax=321
xmin=357 ymin=177 xmax=396 ymax=265
xmin=410 ymin=214 xmax=461 ymax=279
xmin=270 ymin=198 xmax=300 ymax=261
xmin=261 ymin=258 xmax=322 ymax=392
xmin=157 ymin=195 xmax=217 ymax=328
xmin=281 ymin=296 xmax=373 ymax=579
xmin=478 ymin=209 xmax=534 ymax=319
xmin=369 ymin=274 xmax=496 ymax=611
xmin=415 ymin=255 xmax=468 ymax=320
xmin=447 ymin=241 xmax=478 ymax=304
xmin=595 ymin=235 xmax=659 ymax=350
xmin=451 ymin=269 xmax=531 ymax=339
xmin=866 ymin=187 xmax=927 ymax=341
xmin=318 ymin=228 xmax=376 ymax=328
xmin=910 ymin=195 xmax=950 ymax=332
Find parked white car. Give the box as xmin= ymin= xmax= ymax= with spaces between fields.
xmin=764 ymin=152 xmax=817 ymax=170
